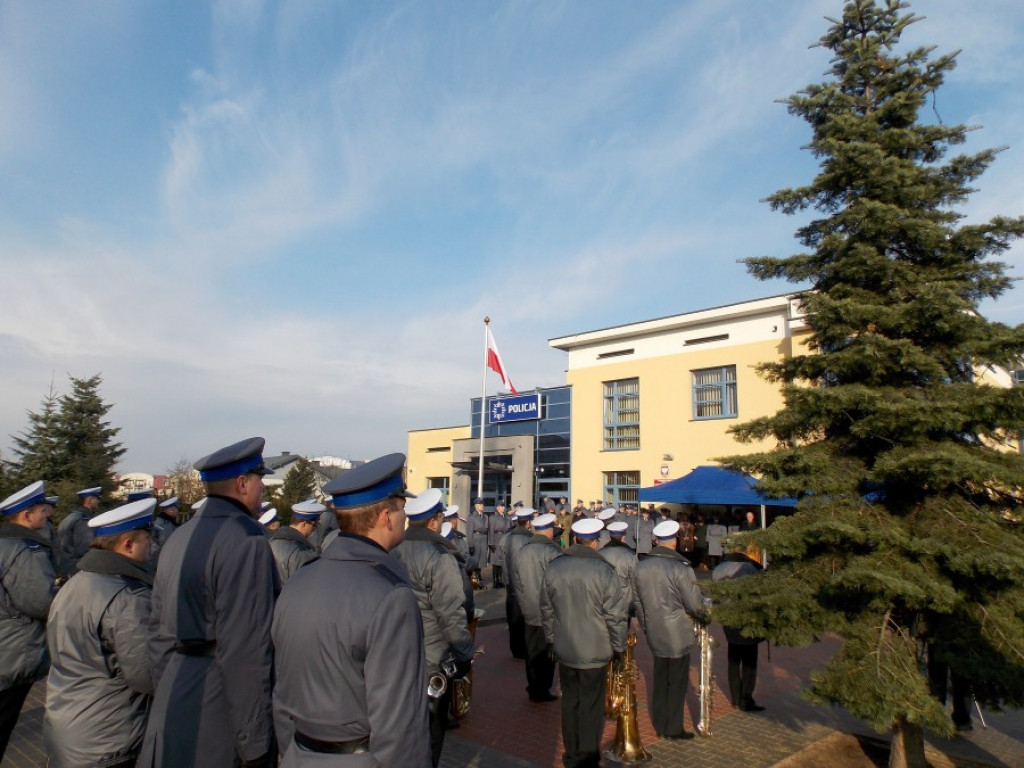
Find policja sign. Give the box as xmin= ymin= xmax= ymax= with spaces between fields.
xmin=488 ymin=394 xmax=541 ymax=424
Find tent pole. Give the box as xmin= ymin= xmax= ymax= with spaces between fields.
xmin=760 ymin=503 xmax=768 ymax=568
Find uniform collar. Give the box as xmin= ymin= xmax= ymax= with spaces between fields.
xmin=77 ymin=548 xmax=153 ymax=586
xmin=564 ymin=543 xmax=603 ymax=559
xmin=648 ymin=544 xmax=689 ymax=563
xmin=0 ymin=522 xmax=53 ymax=548
xmin=403 ymin=524 xmax=456 ymax=552
xmin=272 ymin=526 xmax=315 ymax=546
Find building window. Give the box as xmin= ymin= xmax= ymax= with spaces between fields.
xmin=603 ymin=378 xmax=640 ymax=450
xmin=692 ymin=365 xmax=737 ymax=419
xmin=604 ymin=471 xmax=639 ymax=508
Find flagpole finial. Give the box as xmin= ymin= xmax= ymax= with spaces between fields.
xmin=484 ymin=316 xmax=490 ymax=325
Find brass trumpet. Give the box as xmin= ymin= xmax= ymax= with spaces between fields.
xmin=604 ymin=633 xmax=651 ymax=764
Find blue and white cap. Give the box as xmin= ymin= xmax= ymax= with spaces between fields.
xmin=45 ymin=496 xmax=60 ymax=507
xmin=598 ymin=508 xmax=616 ymax=522
xmin=259 ymin=507 xmax=279 ymax=526
xmin=515 ymin=507 xmax=535 ymax=520
xmin=292 ymin=500 xmax=325 ymax=522
xmin=443 ymin=504 xmax=459 ymax=519
xmin=77 ymin=486 xmax=102 ymax=499
xmin=160 ymin=496 xmax=179 ymax=509
xmin=441 ymin=521 xmax=454 ymax=539
xmin=322 ymin=453 xmax=414 ymax=509
xmin=571 ymin=518 xmax=603 ymax=540
xmin=194 ymin=437 xmax=273 ymax=482
xmin=88 ymin=498 xmax=157 ymax=537
xmin=533 ymin=512 xmax=556 ymax=531
xmin=653 ymin=520 xmax=680 ymax=540
xmin=607 ymin=521 xmax=628 ymax=535
xmin=0 ymin=481 xmax=47 ymax=517
xmin=192 ymin=498 xmax=208 ymax=513
xmin=405 ymin=488 xmax=444 ymax=522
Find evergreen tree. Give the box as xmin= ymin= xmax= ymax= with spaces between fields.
xmin=276 ymin=458 xmax=316 ymax=524
xmin=712 ymin=3 xmax=1024 ymax=767
xmin=55 ymin=374 xmax=125 ymax=495
xmin=7 ymin=380 xmax=63 ymax=486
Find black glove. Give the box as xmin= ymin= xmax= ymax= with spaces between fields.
xmin=546 ymin=643 xmax=558 ymax=663
xmin=612 ymin=651 xmax=626 ymax=672
xmin=453 ymin=658 xmax=473 ymax=680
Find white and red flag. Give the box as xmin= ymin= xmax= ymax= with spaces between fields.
xmin=485 ymin=325 xmax=517 ymax=395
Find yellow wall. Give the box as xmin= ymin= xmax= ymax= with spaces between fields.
xmin=406 ymin=425 xmax=470 ymax=494
xmin=567 ymin=334 xmax=809 ymax=501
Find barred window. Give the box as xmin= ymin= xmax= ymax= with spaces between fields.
xmin=692 ymin=365 xmax=737 ymax=419
xmin=604 ymin=471 xmax=640 ymax=508
xmin=603 ymin=378 xmax=639 ymax=450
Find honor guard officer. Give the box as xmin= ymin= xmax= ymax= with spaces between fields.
xmin=391 ymin=489 xmax=474 ymax=767
xmin=542 ymin=518 xmax=629 ymax=768
xmin=57 ymin=486 xmax=102 ymax=578
xmin=596 ymin=508 xmax=616 ymax=547
xmin=45 ymin=498 xmax=157 ymax=768
xmin=139 ymin=437 xmax=278 ymax=768
xmin=272 ymin=453 xmax=430 ymax=768
xmin=601 ymin=521 xmax=638 ymax=611
xmin=512 ymin=512 xmax=562 ymax=702
xmin=632 ymin=519 xmax=708 ymax=740
xmin=258 ymin=506 xmax=281 ymax=533
xmin=307 ymin=498 xmax=338 ymax=553
xmin=0 ymin=481 xmax=58 ymax=760
xmin=442 ymin=520 xmax=476 ymax=624
xmin=270 ymin=501 xmax=321 ymax=583
xmin=488 ymin=499 xmax=511 ymax=588
xmin=501 ymin=506 xmax=534 ymax=660
xmin=149 ymin=496 xmax=181 ymax=567
xmin=465 ymin=498 xmax=489 ymax=586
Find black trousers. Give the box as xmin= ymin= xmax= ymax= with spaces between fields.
xmin=506 ymin=591 xmax=527 ymax=660
xmin=525 ymin=624 xmax=556 ymax=700
xmin=428 ymin=680 xmax=453 ymax=768
xmin=0 ymin=682 xmax=33 ymax=761
xmin=651 ymin=654 xmax=690 ymax=737
xmin=559 ymin=665 xmax=606 ymax=768
xmin=727 ymin=643 xmax=759 ymax=707
xmin=492 ymin=564 xmax=504 ymax=588
xmin=928 ymin=653 xmax=971 ymax=727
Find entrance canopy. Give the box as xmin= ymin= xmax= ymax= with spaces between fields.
xmin=639 ymin=465 xmax=798 ymax=507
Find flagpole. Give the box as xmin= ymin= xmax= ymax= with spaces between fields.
xmin=478 ymin=317 xmax=490 ymax=501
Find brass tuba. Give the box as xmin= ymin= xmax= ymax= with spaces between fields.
xmin=604 ymin=633 xmax=651 ymax=763
xmin=695 ymin=598 xmax=715 ymax=737
xmin=449 ymin=608 xmax=485 ymax=720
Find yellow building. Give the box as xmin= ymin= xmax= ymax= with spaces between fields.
xmin=407 ymin=293 xmax=813 ymax=512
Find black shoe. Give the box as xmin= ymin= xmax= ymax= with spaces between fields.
xmin=741 ymin=701 xmax=766 ymax=712
xmin=955 ymin=722 xmax=973 ymax=733
xmin=529 ymin=693 xmax=559 ymax=702
xmin=665 ymin=731 xmax=695 ymax=741
xmin=445 ymin=718 xmax=460 ymax=730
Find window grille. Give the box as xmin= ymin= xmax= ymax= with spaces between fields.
xmin=692 ymin=365 xmax=737 ymax=419
xmin=603 ymin=378 xmax=640 ymax=450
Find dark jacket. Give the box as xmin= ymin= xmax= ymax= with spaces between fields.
xmin=712 ymin=553 xmax=763 ymax=645
xmin=270 ymin=526 xmax=319 ymax=583
xmin=0 ymin=523 xmax=57 ymax=690
xmin=500 ymin=525 xmax=533 ymax=596
xmin=513 ymin=535 xmax=562 ymax=626
xmin=632 ymin=545 xmax=706 ymax=658
xmin=56 ymin=507 xmax=94 ymax=578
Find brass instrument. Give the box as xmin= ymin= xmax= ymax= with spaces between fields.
xmin=695 ymin=598 xmax=715 ymax=737
xmin=450 ymin=609 xmax=485 ymax=720
xmin=604 ymin=633 xmax=651 ymax=764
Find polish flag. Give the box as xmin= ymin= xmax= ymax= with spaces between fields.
xmin=486 ymin=327 xmax=517 ymax=395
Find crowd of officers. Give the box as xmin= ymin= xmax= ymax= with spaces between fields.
xmin=0 ymin=438 xmax=766 ymax=768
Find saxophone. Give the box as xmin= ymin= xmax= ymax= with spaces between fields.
xmin=604 ymin=633 xmax=651 ymax=763
xmin=695 ymin=598 xmax=715 ymax=737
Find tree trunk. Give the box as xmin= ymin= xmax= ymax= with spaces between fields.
xmin=890 ymin=717 xmax=928 ymax=768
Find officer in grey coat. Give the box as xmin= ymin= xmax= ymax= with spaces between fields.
xmin=464 ymin=498 xmax=490 ymax=583
xmin=501 ymin=508 xmax=534 ymax=660
xmin=56 ymin=486 xmax=101 ymax=578
xmin=632 ymin=519 xmax=708 ymax=740
xmin=272 ymin=453 xmax=430 ymax=767
xmin=306 ymin=501 xmax=338 ymax=553
xmin=600 ymin=521 xmax=638 ymax=614
xmin=148 ymin=496 xmax=181 ymax=568
xmin=542 ymin=518 xmax=629 ymax=768
xmin=139 ymin=437 xmax=279 ymax=768
xmin=635 ymin=508 xmax=656 ymax=557
xmin=487 ymin=500 xmax=512 ymax=587
xmin=511 ymin=512 xmax=562 ymax=702
xmin=269 ymin=501 xmax=321 ymax=583
xmin=391 ymin=489 xmax=474 ymax=767
xmin=0 ymin=481 xmax=57 ymax=760
xmin=45 ymin=499 xmax=157 ymax=768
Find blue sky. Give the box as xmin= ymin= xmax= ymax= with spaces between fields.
xmin=2 ymin=0 xmax=1023 ymax=472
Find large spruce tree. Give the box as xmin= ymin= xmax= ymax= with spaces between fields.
xmin=713 ymin=2 xmax=1024 ymax=766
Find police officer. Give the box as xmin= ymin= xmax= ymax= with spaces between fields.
xmin=600 ymin=521 xmax=638 ymax=610
xmin=501 ymin=506 xmax=534 ymax=660
xmin=596 ymin=508 xmax=616 ymax=547
xmin=258 ymin=506 xmax=281 ymax=534
xmin=272 ymin=453 xmax=430 ymax=767
xmin=541 ymin=518 xmax=629 ymax=768
xmin=269 ymin=501 xmax=321 ymax=583
xmin=307 ymin=500 xmax=338 ymax=553
xmin=391 ymin=488 xmax=474 ymax=767
xmin=465 ymin=498 xmax=489 ymax=587
xmin=149 ymin=496 xmax=181 ymax=567
xmin=441 ymin=520 xmax=476 ymax=624
xmin=56 ymin=485 xmax=101 ymax=578
xmin=45 ymin=498 xmax=157 ymax=767
xmin=488 ymin=499 xmax=511 ymax=588
xmin=632 ymin=519 xmax=708 ymax=740
xmin=0 ymin=481 xmax=57 ymax=760
xmin=635 ymin=507 xmax=656 ymax=558
xmin=512 ymin=512 xmax=562 ymax=702
xmin=140 ymin=437 xmax=278 ymax=768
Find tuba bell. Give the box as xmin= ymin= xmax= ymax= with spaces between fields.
xmin=604 ymin=632 xmax=651 ymax=764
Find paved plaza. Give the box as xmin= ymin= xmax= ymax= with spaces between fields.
xmin=5 ymin=584 xmax=1023 ymax=768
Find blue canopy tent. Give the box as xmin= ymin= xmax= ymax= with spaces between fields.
xmin=639 ymin=465 xmax=798 ymax=508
